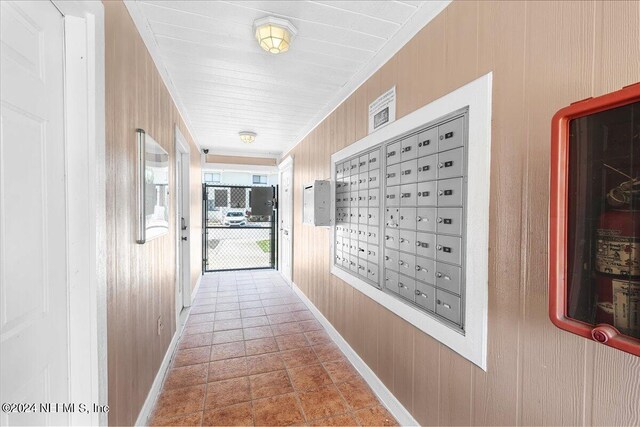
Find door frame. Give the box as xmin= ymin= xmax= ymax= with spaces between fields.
xmin=175 ymin=125 xmax=191 ymax=317
xmin=52 ymin=1 xmax=107 ymax=425
xmin=278 ymin=155 xmax=294 ymax=283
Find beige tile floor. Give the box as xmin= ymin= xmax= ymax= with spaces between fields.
xmin=148 ymin=270 xmax=398 ymax=426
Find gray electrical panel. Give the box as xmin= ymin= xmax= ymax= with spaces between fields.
xmin=334 ymin=109 xmax=468 ymax=332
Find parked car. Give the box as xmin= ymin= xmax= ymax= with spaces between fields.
xmin=223 ymin=211 xmax=247 ymax=226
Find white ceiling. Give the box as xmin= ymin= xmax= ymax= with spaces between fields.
xmin=126 ymin=1 xmax=450 ymax=157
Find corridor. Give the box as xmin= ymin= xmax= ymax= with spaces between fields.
xmin=148 ymin=270 xmax=398 ymax=426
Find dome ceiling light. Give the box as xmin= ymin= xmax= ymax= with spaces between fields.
xmin=239 ymin=131 xmax=257 ymax=144
xmin=253 ymin=16 xmax=297 ymax=54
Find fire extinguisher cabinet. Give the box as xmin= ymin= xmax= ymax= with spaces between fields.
xmin=550 ymin=82 xmax=640 ymax=356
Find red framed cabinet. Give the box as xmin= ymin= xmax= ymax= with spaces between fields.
xmin=550 ymin=82 xmax=640 ymax=356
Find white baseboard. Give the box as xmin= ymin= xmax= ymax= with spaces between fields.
xmin=135 ymin=309 xmax=190 ymax=426
xmin=191 ymin=274 xmax=203 ymax=304
xmin=289 ymin=279 xmax=419 ymax=426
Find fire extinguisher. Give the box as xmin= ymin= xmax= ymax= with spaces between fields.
xmin=595 ymin=169 xmax=640 ymax=339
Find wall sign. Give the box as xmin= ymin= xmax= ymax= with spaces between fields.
xmin=369 ymin=86 xmax=396 ymax=134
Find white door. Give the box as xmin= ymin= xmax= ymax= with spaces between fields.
xmin=0 ymin=1 xmax=69 ymax=425
xmin=176 ymin=154 xmax=184 ymax=315
xmin=279 ymin=157 xmax=293 ymax=283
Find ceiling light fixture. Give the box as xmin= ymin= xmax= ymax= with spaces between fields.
xmin=253 ymin=16 xmax=297 ymax=54
xmin=239 ymin=131 xmax=257 ymax=144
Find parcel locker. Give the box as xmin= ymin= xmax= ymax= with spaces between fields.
xmin=436 ymin=290 xmax=461 ymax=325
xmin=435 ymin=262 xmax=462 ymax=295
xmin=397 ymin=275 xmax=416 ymax=301
xmin=400 ymin=159 xmax=418 ymax=185
xmin=437 ymin=178 xmax=463 ymax=206
xmin=368 ymin=189 xmax=380 ymax=207
xmin=386 ymin=163 xmax=401 ymax=187
xmin=400 ymin=134 xmax=419 ymax=161
xmin=385 ymin=207 xmax=399 ymax=228
xmin=418 ymin=127 xmax=438 ymax=157
xmin=417 ymin=181 xmax=437 ymax=206
xmin=437 ymin=147 xmax=464 ymax=180
xmin=398 ymin=230 xmax=416 ymax=253
xmin=386 ymin=140 xmax=402 ymax=165
xmin=415 ymin=282 xmax=436 ymax=312
xmin=417 ymin=154 xmax=437 ymax=182
xmin=368 ymin=168 xmax=380 ymax=188
xmin=386 ymin=185 xmax=400 ymax=206
xmin=415 ymin=257 xmax=436 ymax=284
xmin=369 ymin=150 xmax=380 ymax=170
xmin=397 ymin=252 xmax=416 ymax=278
xmin=436 ymin=207 xmax=463 ymax=235
xmin=416 ymin=207 xmax=436 ymax=232
xmin=436 ymin=234 xmax=462 ymax=265
xmin=398 ymin=208 xmax=417 ymax=230
xmin=438 ymin=116 xmax=464 ymax=152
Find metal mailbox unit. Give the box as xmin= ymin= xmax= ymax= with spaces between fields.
xmin=330 ymin=73 xmax=492 ymax=370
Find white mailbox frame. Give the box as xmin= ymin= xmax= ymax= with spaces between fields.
xmin=330 ymin=73 xmax=492 ymax=370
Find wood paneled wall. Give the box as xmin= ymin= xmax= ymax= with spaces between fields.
xmin=104 ymin=2 xmax=202 ymax=425
xmin=286 ymin=1 xmax=640 ymax=425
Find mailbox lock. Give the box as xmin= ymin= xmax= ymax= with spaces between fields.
xmin=399 ymin=283 xmax=406 ymax=289
xmin=438 ymin=190 xmax=444 ymax=196
xmin=437 ymin=245 xmax=443 ymax=250
xmin=399 ymin=238 xmax=406 ymax=243
xmin=438 ymin=162 xmax=444 ymax=168
xmin=398 ymin=261 xmax=405 ymax=266
xmin=417 ymin=216 xmax=423 ymax=222
xmin=436 ymin=272 xmax=443 ymax=278
xmin=437 ymin=217 xmax=443 ymax=223
xmin=416 ymin=266 xmax=422 ymax=271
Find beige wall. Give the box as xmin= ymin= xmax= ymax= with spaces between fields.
xmin=104 ymin=1 xmax=202 ymax=425
xmin=285 ymin=1 xmax=640 ymax=425
xmin=206 ymin=154 xmax=278 ymax=166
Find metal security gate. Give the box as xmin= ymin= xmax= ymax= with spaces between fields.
xmin=203 ymin=184 xmax=276 ymax=272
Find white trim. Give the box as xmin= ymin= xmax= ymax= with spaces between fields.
xmin=279 ymin=1 xmax=451 ymax=159
xmin=278 ymin=156 xmax=294 ymax=284
xmin=330 ymin=73 xmax=492 ymax=370
xmin=191 ymin=274 xmax=203 ymax=303
xmin=123 ymin=0 xmax=201 ymax=151
xmin=288 ymin=278 xmax=418 ymax=426
xmin=174 ymin=126 xmax=191 ymax=316
xmin=135 ymin=311 xmax=188 ymax=427
xmin=55 ymin=1 xmax=107 ymax=425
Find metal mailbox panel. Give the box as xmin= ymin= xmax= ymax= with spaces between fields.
xmin=415 ymin=232 xmax=436 ymax=259
xmin=417 ymin=181 xmax=437 ymax=206
xmin=416 ymin=207 xmax=437 ymax=232
xmin=385 ymin=207 xmax=399 ymax=229
xmin=437 ymin=147 xmax=464 ymax=180
xmin=401 ymin=134 xmax=419 ymax=161
xmin=367 ymin=226 xmax=379 ymax=245
xmin=384 ymin=249 xmax=399 ymax=272
xmin=358 ymin=190 xmax=368 ymax=207
xmin=384 ymin=228 xmax=399 ymax=250
xmin=368 ymin=168 xmax=380 ymax=189
xmin=398 ymin=207 xmax=417 ymax=230
xmin=437 ymin=178 xmax=463 ymax=207
xmin=399 ymin=230 xmax=416 ymax=254
xmin=367 ymin=208 xmax=380 ymax=226
xmin=398 ymin=275 xmax=416 ymax=301
xmin=415 ymin=257 xmax=436 ymax=284
xmin=358 ymin=172 xmax=369 ymax=190
xmin=436 ymin=234 xmax=462 ymax=265
xmin=386 ymin=185 xmax=400 ymax=207
xmin=400 ymin=159 xmax=418 ymax=185
xmin=415 ymin=282 xmax=436 ymax=312
xmin=400 ymin=183 xmax=417 ymax=207
xmin=358 ymin=154 xmax=369 ymax=172
xmin=436 ymin=290 xmax=461 ymax=325
xmin=368 ymin=189 xmax=380 ymax=207
xmin=369 ymin=150 xmax=381 ymax=170
xmin=367 ymin=262 xmax=379 ymax=283
xmin=386 ymin=140 xmax=402 ymax=165
xmin=417 ymin=154 xmax=438 ymax=182
xmin=397 ymin=252 xmax=416 ymax=278
xmin=436 ymin=207 xmax=463 ymax=236
xmin=435 ymin=262 xmax=462 ymax=295
xmin=358 ymin=208 xmax=368 ymax=224
xmin=384 ymin=269 xmax=399 ymax=294
xmin=386 ymin=163 xmax=401 ymax=187
xmin=418 ymin=127 xmax=438 ymax=157
xmin=438 ymin=117 xmax=464 ymax=152
xmin=367 ymin=244 xmax=379 ymax=264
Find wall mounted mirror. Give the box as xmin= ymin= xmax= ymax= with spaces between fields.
xmin=136 ymin=129 xmax=169 ymax=243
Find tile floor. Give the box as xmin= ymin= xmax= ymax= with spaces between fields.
xmin=148 ymin=270 xmax=399 ymax=426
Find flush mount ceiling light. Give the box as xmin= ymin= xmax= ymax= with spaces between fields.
xmin=253 ymin=16 xmax=297 ymax=54
xmin=239 ymin=131 xmax=257 ymax=144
